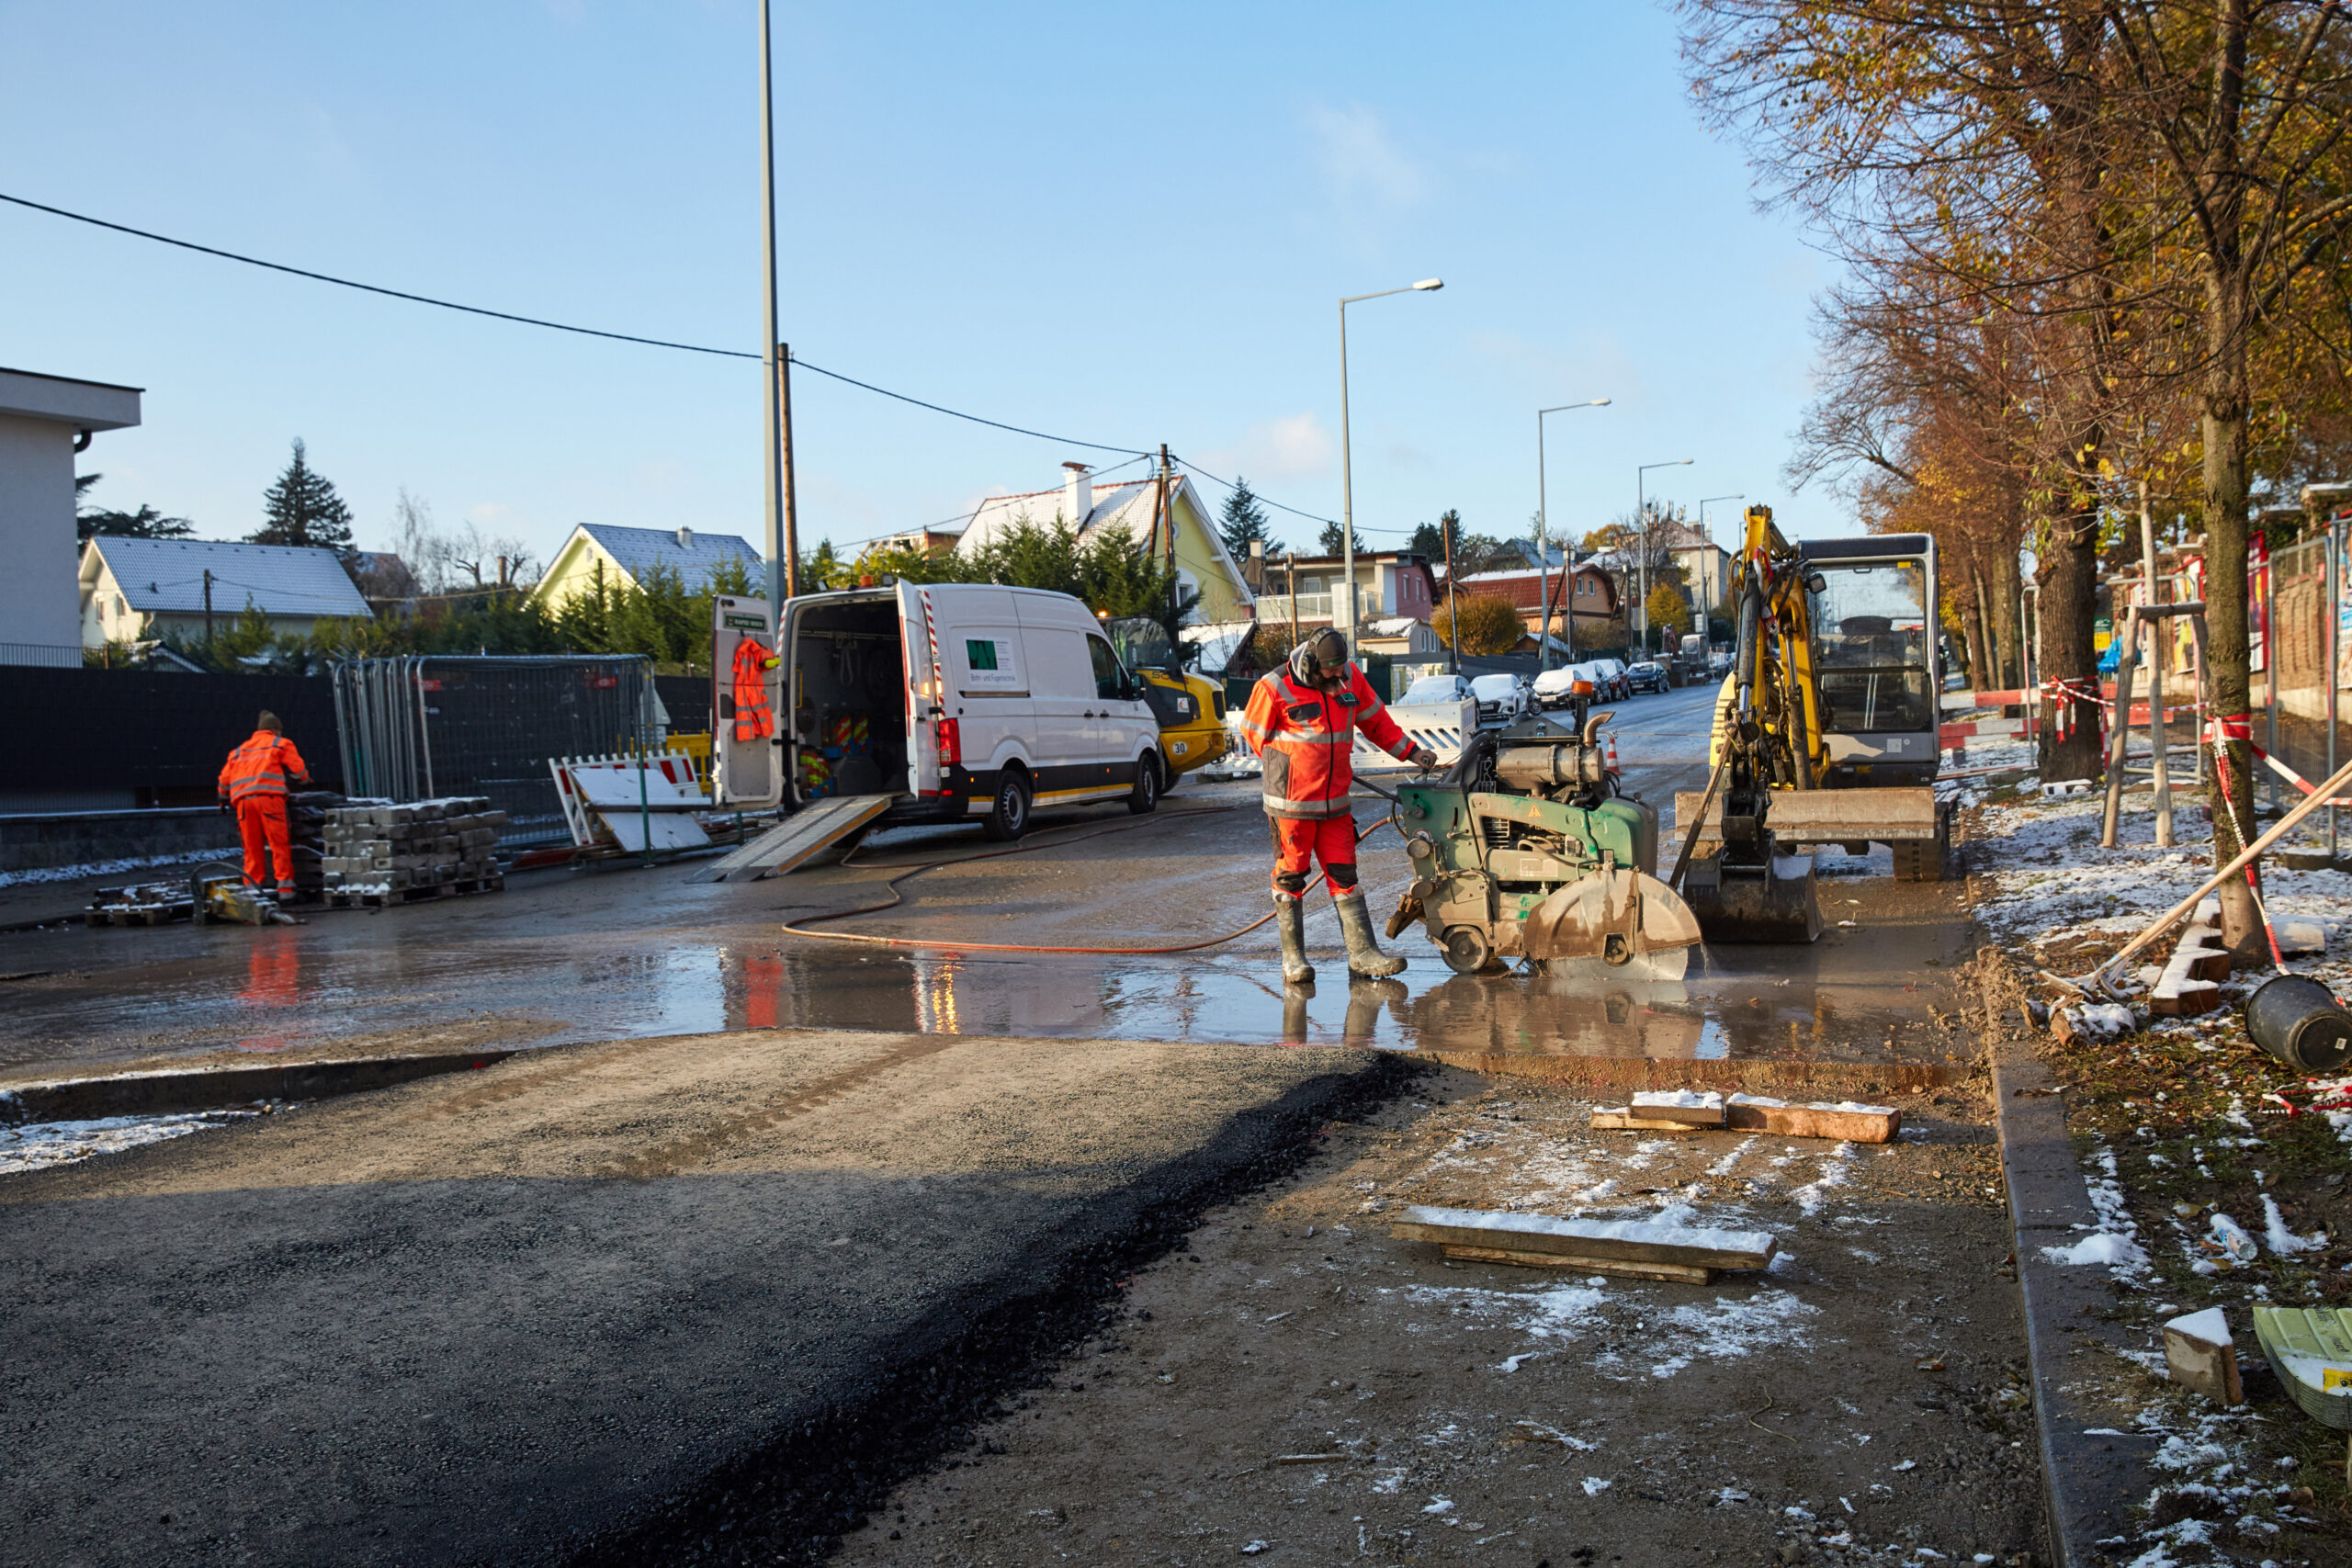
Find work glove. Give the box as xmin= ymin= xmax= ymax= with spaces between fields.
xmin=219 ymin=798 xmax=230 ymax=814
xmin=1408 ymin=746 xmax=1439 ymax=773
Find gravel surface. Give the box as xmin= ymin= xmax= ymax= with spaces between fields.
xmin=0 ymin=1027 xmax=1406 ymax=1567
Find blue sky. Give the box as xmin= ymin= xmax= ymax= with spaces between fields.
xmin=0 ymin=1 xmax=1839 ymax=574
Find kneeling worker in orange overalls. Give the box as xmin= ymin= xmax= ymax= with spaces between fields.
xmin=219 ymin=711 xmax=310 ymax=899
xmin=1241 ymin=627 xmax=1436 ymax=987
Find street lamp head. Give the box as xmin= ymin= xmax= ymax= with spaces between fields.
xmin=1411 ymin=277 xmax=1444 ymax=291
xmin=1675 ymin=458 xmax=1693 ymax=466
xmin=1589 ymin=398 xmax=1611 ymax=406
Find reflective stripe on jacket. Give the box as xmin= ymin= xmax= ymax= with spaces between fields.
xmin=219 ymin=731 xmax=310 ymax=803
xmin=731 ymin=637 xmax=778 ymax=742
xmin=1239 ymin=662 xmax=1409 ymax=819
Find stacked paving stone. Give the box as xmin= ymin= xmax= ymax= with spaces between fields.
xmin=287 ymin=790 xmax=351 ymax=905
xmin=322 ymin=796 xmax=510 ymax=900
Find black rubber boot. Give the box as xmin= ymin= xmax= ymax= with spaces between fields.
xmin=1334 ymin=891 xmax=1407 ymax=977
xmin=1273 ymin=891 xmax=1315 ymax=987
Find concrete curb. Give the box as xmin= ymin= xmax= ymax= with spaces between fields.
xmin=0 ymin=1050 xmax=515 ymax=1124
xmin=1993 ymin=1055 xmax=2159 ymax=1568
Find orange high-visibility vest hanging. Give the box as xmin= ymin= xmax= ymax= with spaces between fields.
xmin=732 ymin=637 xmax=779 ymax=742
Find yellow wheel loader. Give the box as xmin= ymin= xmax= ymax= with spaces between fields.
xmin=1674 ymin=505 xmax=1951 ymax=943
xmin=1105 ymin=617 xmax=1228 ymax=790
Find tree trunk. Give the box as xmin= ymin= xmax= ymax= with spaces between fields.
xmin=2199 ymin=0 xmax=2267 ymax=967
xmin=1988 ymin=548 xmax=2024 ymax=690
xmin=2037 ymin=492 xmax=2108 ymax=784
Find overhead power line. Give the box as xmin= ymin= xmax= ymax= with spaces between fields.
xmin=1 ymin=191 xmax=1353 ymax=525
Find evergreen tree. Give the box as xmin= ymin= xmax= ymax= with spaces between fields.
xmin=1317 ymin=516 xmax=1366 ymax=555
xmin=1408 ymin=521 xmax=1446 ymax=558
xmin=1216 ymin=475 xmax=1272 ymax=559
xmin=75 ymin=472 xmax=194 ymax=543
xmin=252 ymin=439 xmax=356 ymax=552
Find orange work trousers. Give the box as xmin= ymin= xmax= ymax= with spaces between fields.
xmin=237 ymin=795 xmax=294 ymax=887
xmin=1271 ymin=814 xmax=1361 ymax=890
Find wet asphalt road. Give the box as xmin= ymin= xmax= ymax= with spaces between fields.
xmin=0 ymin=685 xmax=1968 ymax=1083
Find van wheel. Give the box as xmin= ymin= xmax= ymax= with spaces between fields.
xmin=980 ymin=769 xmax=1031 ymax=841
xmin=1127 ymin=753 xmax=1160 ymax=815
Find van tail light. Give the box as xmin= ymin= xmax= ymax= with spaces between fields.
xmin=935 ymin=717 xmax=962 ymax=768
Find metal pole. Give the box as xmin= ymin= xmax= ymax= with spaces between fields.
xmin=1536 ymin=409 xmax=1549 ymax=672
xmin=1338 ymin=298 xmax=1355 ymax=656
xmin=778 ymin=342 xmax=800 ymax=599
xmin=2314 ymin=514 xmax=2333 ymax=860
xmin=1635 ymin=470 xmax=1645 ymax=660
xmin=758 ymin=0 xmax=786 ymax=612
xmin=2141 ymin=480 xmax=2171 ymax=846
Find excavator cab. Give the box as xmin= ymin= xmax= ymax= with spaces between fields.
xmin=1797 ymin=535 xmax=1939 ymax=789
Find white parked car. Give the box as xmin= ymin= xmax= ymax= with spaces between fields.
xmin=1398 ymin=672 xmax=1475 ymax=706
xmin=1531 ymin=665 xmax=1595 ymax=710
xmin=1468 ymin=672 xmax=1530 ymax=725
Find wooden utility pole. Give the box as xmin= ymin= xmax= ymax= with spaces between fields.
xmin=202 ymin=569 xmax=214 ymax=642
xmin=1442 ymin=513 xmax=1460 ymax=672
xmin=778 ymin=343 xmax=802 ymax=599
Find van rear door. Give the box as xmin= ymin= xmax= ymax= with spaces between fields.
xmin=899 ymin=580 xmax=944 ymax=799
xmin=710 ymin=594 xmax=782 ymax=808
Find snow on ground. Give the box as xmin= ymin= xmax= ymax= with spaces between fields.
xmin=0 ymin=1109 xmax=261 ymax=1176
xmin=1968 ymin=791 xmax=2352 ymax=953
xmin=0 ymin=847 xmax=237 ymax=890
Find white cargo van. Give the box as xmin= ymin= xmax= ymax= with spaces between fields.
xmin=710 ymin=582 xmax=1164 ymax=840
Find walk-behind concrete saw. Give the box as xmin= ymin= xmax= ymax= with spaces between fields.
xmin=1381 ymin=712 xmax=1703 ymax=980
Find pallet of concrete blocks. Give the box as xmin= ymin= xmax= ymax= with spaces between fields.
xmin=320 ymin=796 xmax=511 ymax=906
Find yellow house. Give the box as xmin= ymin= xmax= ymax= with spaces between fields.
xmin=531 ymin=523 xmax=763 ymax=610
xmin=951 ymin=463 xmax=1257 ymax=624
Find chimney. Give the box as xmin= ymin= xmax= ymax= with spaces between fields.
xmin=1062 ymin=461 xmax=1092 ymax=525
xmin=675 ymin=525 xmax=695 ymax=550
xmin=1246 ymin=538 xmax=1264 ymax=591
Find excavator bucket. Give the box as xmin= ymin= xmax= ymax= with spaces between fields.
xmin=1521 ymin=865 xmax=1704 ymax=982
xmin=1682 ymin=852 xmax=1823 ymax=944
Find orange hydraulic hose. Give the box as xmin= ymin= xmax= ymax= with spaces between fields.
xmin=781 ymin=803 xmax=1392 ymax=954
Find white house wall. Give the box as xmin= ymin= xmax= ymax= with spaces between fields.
xmin=0 ymin=412 xmax=81 ymax=662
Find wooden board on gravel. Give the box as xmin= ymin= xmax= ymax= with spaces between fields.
xmin=1389 ymin=1201 xmax=1776 ymax=1282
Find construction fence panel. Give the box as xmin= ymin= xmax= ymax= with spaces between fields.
xmin=2258 ymin=536 xmax=2351 ymax=800
xmin=333 ymin=656 xmax=655 ymax=848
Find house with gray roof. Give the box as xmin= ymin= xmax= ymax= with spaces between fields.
xmin=78 ymin=536 xmax=371 ymax=649
xmin=532 ymin=524 xmax=763 ymax=611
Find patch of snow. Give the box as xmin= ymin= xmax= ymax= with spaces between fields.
xmin=1421 ymin=1496 xmax=1454 ymax=1515
xmin=1580 ymin=1477 xmax=1611 ymax=1496
xmin=1647 ymin=1289 xmax=1820 ymax=1378
xmin=1790 ymin=1143 xmax=1856 ymax=1215
xmin=0 ymin=1110 xmax=259 ymax=1176
xmin=2261 ymin=1195 xmax=2327 ymax=1256
xmin=1708 ymin=1136 xmax=1759 ymax=1176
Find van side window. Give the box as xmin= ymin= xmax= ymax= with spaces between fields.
xmin=1087 ymin=635 xmax=1125 ymax=700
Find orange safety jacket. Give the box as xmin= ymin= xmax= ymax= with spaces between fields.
xmin=731 ymin=637 xmax=779 ymax=742
xmin=219 ymin=731 xmax=311 ymax=805
xmin=1239 ymin=662 xmax=1410 ymax=820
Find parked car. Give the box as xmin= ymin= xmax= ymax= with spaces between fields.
xmin=709 ymin=581 xmax=1164 ymax=841
xmin=1588 ymin=658 xmax=1633 ymax=701
xmin=1625 ymin=660 xmax=1670 ymax=694
xmin=1398 ymin=671 xmax=1475 ymax=707
xmin=1468 ymin=672 xmax=1530 ymax=725
xmin=1531 ymin=664 xmax=1593 ymax=710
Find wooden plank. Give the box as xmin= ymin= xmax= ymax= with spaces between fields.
xmin=1590 ymin=1111 xmax=1711 ymax=1133
xmin=1391 ymin=1203 xmax=1775 ymax=1272
xmin=697 ymin=795 xmax=893 ymax=884
xmin=1724 ymin=1094 xmax=1901 ymax=1144
xmin=1439 ymin=1244 xmax=1713 ymax=1284
xmin=1627 ymin=1089 xmax=1726 ymax=1125
xmin=2152 ymin=923 xmax=2229 ymax=1016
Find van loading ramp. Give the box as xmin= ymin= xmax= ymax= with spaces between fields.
xmin=693 ymin=795 xmax=892 ymax=883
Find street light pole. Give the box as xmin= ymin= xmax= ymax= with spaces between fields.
xmin=1536 ymin=399 xmax=1611 ymax=672
xmin=1635 ymin=458 xmax=1693 ymax=659
xmin=757 ymin=0 xmax=787 ymax=612
xmin=1339 ymin=277 xmax=1443 ymax=656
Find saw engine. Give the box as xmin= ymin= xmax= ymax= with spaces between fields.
xmin=1385 ymin=713 xmax=1703 ymax=979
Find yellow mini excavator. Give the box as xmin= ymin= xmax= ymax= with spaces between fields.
xmin=1672 ymin=505 xmax=1951 ymax=943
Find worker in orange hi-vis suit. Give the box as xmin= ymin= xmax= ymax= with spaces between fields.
xmin=1240 ymin=627 xmax=1436 ymax=987
xmin=218 ymin=711 xmax=310 ymax=897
